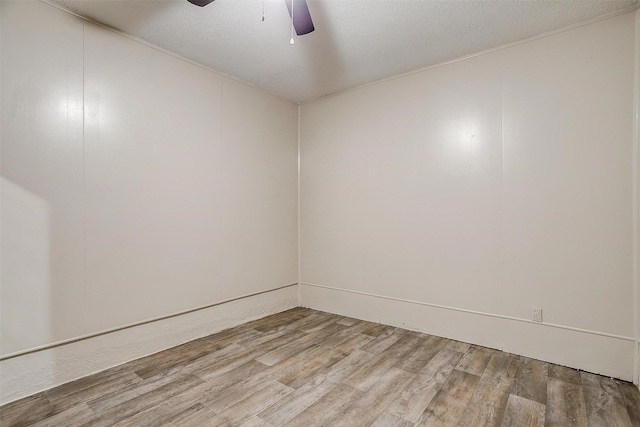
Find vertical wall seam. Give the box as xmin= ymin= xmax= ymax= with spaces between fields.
xmin=82 ymin=22 xmax=87 ymax=303
xmin=499 ymin=53 xmax=506 ymax=352
xmin=633 ymin=8 xmax=640 ymax=388
xmin=220 ymin=77 xmax=224 ymax=152
xmin=297 ymin=105 xmax=302 ymax=307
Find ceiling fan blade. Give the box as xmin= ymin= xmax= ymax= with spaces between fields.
xmin=284 ymin=0 xmax=314 ymax=36
xmin=187 ymin=0 xmax=215 ymax=7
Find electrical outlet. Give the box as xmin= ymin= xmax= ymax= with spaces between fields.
xmin=532 ymin=307 xmax=542 ymax=323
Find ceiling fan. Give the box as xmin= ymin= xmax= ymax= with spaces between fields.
xmin=186 ymin=0 xmax=315 ymax=36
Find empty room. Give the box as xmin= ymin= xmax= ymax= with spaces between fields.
xmin=1 ymin=0 xmax=640 ymax=425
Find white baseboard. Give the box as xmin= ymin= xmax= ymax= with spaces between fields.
xmin=299 ymin=283 xmax=635 ymax=382
xmin=0 ymin=284 xmax=297 ymax=406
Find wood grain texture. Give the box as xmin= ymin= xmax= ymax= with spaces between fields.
xmin=415 ymin=369 xmax=480 ymax=426
xmin=456 ymin=346 xmax=496 ymax=377
xmin=393 ymin=335 xmax=447 ymax=374
xmin=331 ymin=367 xmax=415 ymax=427
xmin=617 ymin=380 xmax=640 ymax=427
xmin=545 ymin=377 xmax=588 ymax=427
xmin=548 ymin=364 xmax=582 ymax=386
xmin=343 ymin=334 xmax=422 ymax=392
xmin=580 ymin=371 xmax=633 ymax=427
xmin=28 ymin=403 xmax=95 ymax=427
xmin=239 ymin=416 xmax=274 ymax=427
xmin=257 ymin=376 xmax=336 ymax=425
xmin=371 ymin=412 xmax=413 ymax=427
xmin=1 ymin=307 xmax=638 ymax=427
xmin=501 ymin=394 xmax=545 ymax=427
xmin=208 ymin=381 xmax=293 ymax=427
xmin=386 ymin=348 xmax=465 ymax=423
xmin=154 ymin=402 xmax=217 ymax=427
xmin=512 ymin=356 xmax=549 ymax=405
xmin=283 ymin=383 xmax=362 ymax=427
xmin=457 ymin=353 xmax=519 ymax=427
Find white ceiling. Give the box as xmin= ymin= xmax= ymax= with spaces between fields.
xmin=51 ymin=0 xmax=638 ymax=104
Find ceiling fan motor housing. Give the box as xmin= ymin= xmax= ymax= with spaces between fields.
xmin=187 ymin=0 xmax=215 ymax=7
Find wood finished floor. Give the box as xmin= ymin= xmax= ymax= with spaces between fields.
xmin=1 ymin=308 xmax=639 ymax=427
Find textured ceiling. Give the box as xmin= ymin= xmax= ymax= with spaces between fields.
xmin=50 ymin=0 xmax=638 ymax=104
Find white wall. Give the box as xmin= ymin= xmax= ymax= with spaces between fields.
xmin=1 ymin=0 xmax=638 ymax=406
xmin=300 ymin=11 xmax=637 ymax=382
xmin=0 ymin=0 xmax=298 ymax=403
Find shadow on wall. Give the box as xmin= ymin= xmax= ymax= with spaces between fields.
xmin=68 ymin=0 xmax=176 ymax=37
xmin=299 ymin=0 xmax=348 ymax=103
xmin=0 ymin=0 xmax=174 ymax=362
xmin=0 ymin=178 xmax=51 ymax=355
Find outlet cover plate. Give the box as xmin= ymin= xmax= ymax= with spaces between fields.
xmin=532 ymin=307 xmax=542 ymax=323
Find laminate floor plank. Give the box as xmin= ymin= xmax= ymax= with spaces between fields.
xmin=304 ymin=321 xmax=350 ymax=339
xmin=336 ymin=317 xmax=360 ymax=327
xmin=239 ymin=415 xmax=275 ymax=427
xmin=254 ymin=323 xmax=347 ymax=368
xmin=545 ymin=377 xmax=588 ymax=427
xmin=206 ymin=381 xmax=293 ymax=427
xmin=78 ymin=374 xmax=205 ymax=427
xmin=200 ymin=323 xmax=258 ymax=345
xmin=2 ymin=308 xmax=639 ymax=427
xmin=204 ymin=370 xmax=275 ymax=414
xmin=282 ymin=311 xmax=333 ymax=332
xmin=212 ymin=382 xmax=293 ymax=426
xmin=133 ymin=338 xmax=223 ymax=379
xmin=165 ymin=343 xmax=247 ymax=377
xmin=246 ymin=308 xmax=313 ymax=333
xmin=332 ymin=367 xmax=415 ymax=427
xmin=283 ymin=383 xmax=362 ymax=427
xmin=255 ymin=338 xmax=318 ymax=366
xmin=44 ymin=372 xmax=143 ymax=410
xmin=307 ymin=348 xmax=376 ymax=385
xmin=317 ymin=326 xmax=361 ymax=348
xmin=617 ymin=380 xmax=640 ymax=426
xmin=420 ymin=346 xmax=467 ymax=374
xmin=331 ymin=332 xmax=376 ymax=353
xmin=27 ymin=403 xmax=94 ymax=427
xmin=264 ymin=344 xmax=331 ymax=381
xmin=361 ymin=330 xmax=404 ymax=355
xmin=203 ymin=346 xmax=318 ymax=414
xmin=43 ymin=367 xmax=136 ymax=403
xmin=135 ymin=331 xmax=261 ymax=380
xmin=86 ymin=371 xmax=184 ymax=413
xmin=513 ymin=356 xmax=549 ymax=405
xmin=343 ymin=334 xmax=423 ymax=392
xmin=457 ymin=353 xmax=519 ymax=427
xmin=580 ymin=371 xmax=632 ymax=427
xmin=277 ymin=345 xmax=351 ymax=389
xmin=296 ymin=314 xmax=344 ymax=333
xmin=394 ymin=335 xmax=447 ymax=374
xmin=150 ymin=402 xmax=215 ymax=427
xmin=385 ymin=347 xmax=465 ymax=423
xmin=197 ymin=359 xmax=270 ymax=394
xmin=236 ymin=328 xmax=305 ymax=349
xmin=112 ymin=378 xmax=226 ymax=427
xmin=371 ymin=412 xmax=414 ymax=427
xmin=258 ymin=375 xmax=336 ymax=425
xmin=194 ymin=330 xmax=304 ymax=380
xmin=0 ymin=394 xmax=55 ymax=427
xmin=351 ymin=321 xmax=394 ymax=337
xmin=0 ymin=395 xmax=72 ymax=427
xmin=415 ymin=369 xmax=480 ymax=426
xmin=501 ymin=394 xmax=545 ymax=427
xmin=456 ymin=346 xmax=496 ymax=377
xmin=445 ymin=340 xmax=471 ymax=353
xmin=548 ymin=364 xmax=582 ymax=386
